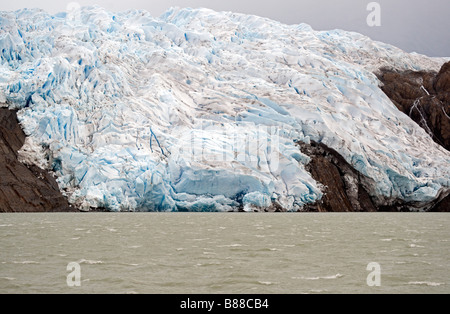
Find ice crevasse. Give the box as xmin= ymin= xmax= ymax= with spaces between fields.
xmin=0 ymin=6 xmax=449 ymax=211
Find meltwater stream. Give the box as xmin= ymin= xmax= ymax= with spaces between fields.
xmin=0 ymin=213 xmax=449 ymax=294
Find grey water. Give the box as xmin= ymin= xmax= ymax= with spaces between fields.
xmin=0 ymin=213 xmax=449 ymax=294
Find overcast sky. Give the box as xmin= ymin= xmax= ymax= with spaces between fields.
xmin=1 ymin=0 xmax=449 ymax=57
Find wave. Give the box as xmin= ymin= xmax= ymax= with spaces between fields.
xmin=217 ymin=244 xmax=245 ymax=247
xmin=78 ymin=259 xmax=103 ymax=265
xmin=408 ymin=281 xmax=444 ymax=287
xmin=128 ymin=245 xmax=142 ymax=249
xmin=293 ymin=273 xmax=344 ymax=280
xmin=257 ymin=281 xmax=276 ymax=285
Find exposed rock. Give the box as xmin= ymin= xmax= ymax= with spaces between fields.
xmin=435 ymin=62 xmax=450 ymax=93
xmin=0 ymin=108 xmax=75 ymax=212
xmin=297 ymin=141 xmax=377 ymax=212
xmin=297 ymin=140 xmax=448 ymax=212
xmin=431 ymin=194 xmax=450 ymax=212
xmin=377 ymin=62 xmax=450 ymax=151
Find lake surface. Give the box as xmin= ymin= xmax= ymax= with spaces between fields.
xmin=0 ymin=213 xmax=449 ymax=294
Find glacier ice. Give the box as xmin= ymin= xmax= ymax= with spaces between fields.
xmin=0 ymin=6 xmax=449 ymax=211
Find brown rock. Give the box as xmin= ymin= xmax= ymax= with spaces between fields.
xmin=0 ymin=108 xmax=75 ymax=212
xmin=298 ymin=141 xmax=377 ymax=212
xmin=377 ymin=62 xmax=450 ymax=151
xmin=306 ymin=154 xmax=353 ymax=212
xmin=297 ymin=141 xmax=448 ymax=212
xmin=435 ymin=62 xmax=450 ymax=92
xmin=431 ymin=194 xmax=449 ymax=212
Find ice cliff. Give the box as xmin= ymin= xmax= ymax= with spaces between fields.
xmin=0 ymin=6 xmax=448 ymax=211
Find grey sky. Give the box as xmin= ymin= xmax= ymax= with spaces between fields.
xmin=1 ymin=0 xmax=449 ymax=57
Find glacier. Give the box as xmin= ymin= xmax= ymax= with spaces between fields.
xmin=0 ymin=6 xmax=449 ymax=211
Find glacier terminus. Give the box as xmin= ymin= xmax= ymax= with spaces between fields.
xmin=0 ymin=6 xmax=449 ymax=212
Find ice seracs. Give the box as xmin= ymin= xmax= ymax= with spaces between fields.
xmin=0 ymin=6 xmax=448 ymax=211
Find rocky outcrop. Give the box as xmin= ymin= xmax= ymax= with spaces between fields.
xmin=297 ymin=141 xmax=377 ymax=212
xmin=0 ymin=108 xmax=75 ymax=212
xmin=377 ymin=62 xmax=450 ymax=151
xmin=431 ymin=194 xmax=450 ymax=212
xmin=297 ymin=141 xmax=448 ymax=212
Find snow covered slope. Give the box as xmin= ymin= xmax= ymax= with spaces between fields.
xmin=0 ymin=6 xmax=448 ymax=211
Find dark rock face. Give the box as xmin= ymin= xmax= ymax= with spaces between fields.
xmin=377 ymin=62 xmax=450 ymax=151
xmin=0 ymin=108 xmax=74 ymax=212
xmin=298 ymin=141 xmax=448 ymax=212
xmin=297 ymin=141 xmax=377 ymax=212
xmin=431 ymin=194 xmax=450 ymax=212
xmin=435 ymin=62 xmax=450 ymax=96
